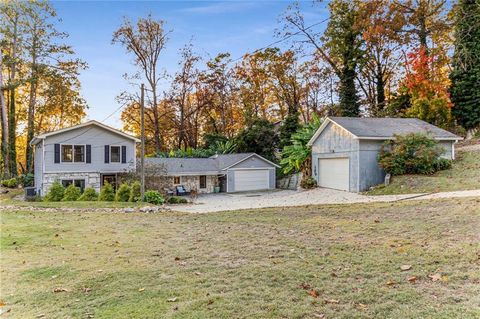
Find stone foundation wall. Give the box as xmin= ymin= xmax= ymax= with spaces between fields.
xmin=42 ymin=172 xmax=101 ymax=195
xmin=145 ymin=175 xmax=218 ymax=195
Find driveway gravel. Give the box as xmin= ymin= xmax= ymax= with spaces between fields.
xmin=171 ymin=188 xmax=480 ymax=213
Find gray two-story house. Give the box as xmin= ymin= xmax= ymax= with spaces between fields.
xmin=30 ymin=120 xmax=139 ymax=196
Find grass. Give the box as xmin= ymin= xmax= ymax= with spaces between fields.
xmin=367 ymin=149 xmax=480 ymax=195
xmin=1 ymin=198 xmax=479 ymax=318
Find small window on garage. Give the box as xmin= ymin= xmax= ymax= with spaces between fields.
xmin=199 ymin=175 xmax=206 ymax=189
xmin=173 ymin=176 xmax=180 ymax=184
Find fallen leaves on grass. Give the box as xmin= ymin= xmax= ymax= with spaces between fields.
xmin=82 ymin=287 xmax=92 ymax=293
xmin=167 ymin=297 xmax=178 ymax=302
xmin=407 ymin=276 xmax=417 ymax=283
xmin=356 ymin=303 xmax=368 ymax=310
xmin=53 ymin=287 xmax=69 ymax=293
xmin=325 ymin=299 xmax=339 ymax=304
xmin=428 ymin=273 xmax=442 ymax=282
xmin=308 ymin=289 xmax=320 ymax=298
xmin=138 ymin=288 xmax=145 ymax=292
xmin=400 ymin=265 xmax=412 ymax=271
xmin=386 ymin=280 xmax=397 ymax=286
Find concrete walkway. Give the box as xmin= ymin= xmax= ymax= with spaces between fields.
xmin=172 ymin=188 xmax=480 ymax=213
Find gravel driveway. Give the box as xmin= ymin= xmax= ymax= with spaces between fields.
xmin=171 ymin=188 xmax=480 ymax=213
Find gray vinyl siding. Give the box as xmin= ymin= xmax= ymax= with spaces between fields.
xmin=311 ymin=122 xmax=360 ymax=192
xmin=437 ymin=141 xmax=454 ymax=159
xmin=43 ymin=125 xmax=136 ymax=173
xmin=358 ymin=140 xmax=385 ymax=192
xmin=34 ymin=143 xmax=43 ymax=195
xmin=228 ymin=155 xmax=275 ymax=169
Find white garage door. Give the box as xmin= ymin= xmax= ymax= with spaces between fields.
xmin=233 ymin=169 xmax=270 ymax=192
xmin=318 ymin=158 xmax=349 ymax=191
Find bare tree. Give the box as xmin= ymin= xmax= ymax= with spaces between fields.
xmin=113 ymin=15 xmax=170 ymax=152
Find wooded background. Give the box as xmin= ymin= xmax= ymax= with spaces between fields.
xmin=1 ymin=0 xmax=479 ymax=177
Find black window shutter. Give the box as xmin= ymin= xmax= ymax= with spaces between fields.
xmin=86 ymin=145 xmax=91 ymax=163
xmin=104 ymin=145 xmax=109 ymax=163
xmin=54 ymin=144 xmax=60 ymax=163
xmin=121 ymin=146 xmax=127 ymax=163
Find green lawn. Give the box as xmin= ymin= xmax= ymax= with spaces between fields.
xmin=1 ymin=198 xmax=479 ymax=318
xmin=367 ymin=149 xmax=480 ymax=195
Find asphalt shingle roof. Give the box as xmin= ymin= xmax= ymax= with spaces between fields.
xmin=143 ymin=153 xmax=260 ymax=174
xmin=330 ymin=117 xmax=461 ymax=139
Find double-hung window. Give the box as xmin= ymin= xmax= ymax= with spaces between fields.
xmin=61 ymin=144 xmax=85 ymax=163
xmin=110 ymin=146 xmax=121 ymax=163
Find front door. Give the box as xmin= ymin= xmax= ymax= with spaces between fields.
xmin=102 ymin=174 xmax=117 ymax=190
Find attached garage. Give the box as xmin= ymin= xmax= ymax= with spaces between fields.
xmin=318 ymin=158 xmax=349 ymax=191
xmin=233 ymin=169 xmax=270 ymax=192
xmin=222 ymin=153 xmax=280 ymax=193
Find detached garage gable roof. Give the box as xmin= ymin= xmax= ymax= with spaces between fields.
xmin=308 ymin=117 xmax=462 ymax=146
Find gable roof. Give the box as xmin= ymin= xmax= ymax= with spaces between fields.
xmin=308 ymin=117 xmax=462 ymax=146
xmin=30 ymin=120 xmax=140 ymax=146
xmin=144 ymin=153 xmax=279 ymax=175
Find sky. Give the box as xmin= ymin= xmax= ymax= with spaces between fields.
xmin=50 ymin=0 xmax=329 ymax=128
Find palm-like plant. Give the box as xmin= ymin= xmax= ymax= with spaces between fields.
xmin=280 ymin=114 xmax=322 ymax=175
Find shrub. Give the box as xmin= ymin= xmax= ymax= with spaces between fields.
xmin=98 ymin=182 xmax=115 ymax=201
xmin=115 ymin=183 xmax=131 ymax=202
xmin=18 ymin=173 xmax=34 ymax=187
xmin=78 ymin=187 xmax=98 ymax=201
xmin=62 ymin=184 xmax=82 ymax=201
xmin=129 ymin=181 xmax=141 ymax=202
xmin=166 ymin=196 xmax=188 ymax=204
xmin=143 ymin=190 xmax=165 ymax=205
xmin=1 ymin=178 xmax=18 ymax=188
xmin=44 ymin=181 xmax=65 ymax=202
xmin=300 ymin=176 xmax=317 ymax=189
xmin=378 ymin=133 xmax=449 ymax=175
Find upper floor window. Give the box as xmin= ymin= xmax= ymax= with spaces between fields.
xmin=110 ymin=146 xmax=121 ymax=163
xmin=62 ymin=144 xmax=85 ymax=163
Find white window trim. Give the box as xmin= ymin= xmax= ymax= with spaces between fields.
xmin=60 ymin=144 xmax=86 ymax=163
xmin=110 ymin=145 xmax=121 ymax=163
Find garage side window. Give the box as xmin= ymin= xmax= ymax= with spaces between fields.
xmin=199 ymin=175 xmax=206 ymax=189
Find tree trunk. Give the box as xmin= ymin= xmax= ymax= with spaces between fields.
xmin=376 ymin=62 xmax=386 ymax=115
xmin=8 ymin=15 xmax=19 ymax=176
xmin=0 ymin=50 xmax=9 ymax=177
xmin=151 ymin=85 xmax=162 ymax=153
xmin=26 ymin=69 xmax=37 ymax=173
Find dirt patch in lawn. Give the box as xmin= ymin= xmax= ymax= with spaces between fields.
xmin=1 ymin=198 xmax=479 ymax=318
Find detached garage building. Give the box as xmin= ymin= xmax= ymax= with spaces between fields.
xmin=307 ymin=117 xmax=462 ymax=192
xmin=144 ymin=153 xmax=279 ymax=194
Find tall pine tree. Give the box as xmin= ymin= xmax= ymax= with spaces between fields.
xmin=450 ymin=0 xmax=480 ymax=134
